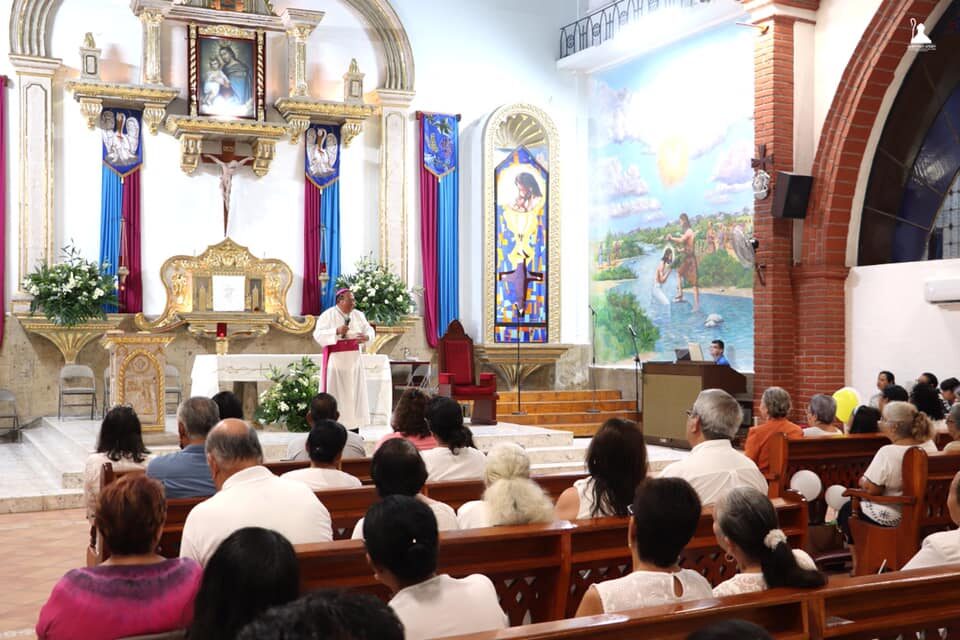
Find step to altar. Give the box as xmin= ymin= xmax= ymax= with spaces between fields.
xmin=494 ymin=389 xmax=640 ymax=437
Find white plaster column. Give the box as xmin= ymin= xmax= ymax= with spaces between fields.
xmin=130 ymin=0 xmax=172 ymax=86
xmin=374 ymin=89 xmax=415 ymax=283
xmin=280 ymin=9 xmax=324 ymax=98
xmin=9 ymin=55 xmax=60 ymax=302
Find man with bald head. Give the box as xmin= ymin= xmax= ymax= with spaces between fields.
xmin=180 ymin=419 xmax=333 ymax=566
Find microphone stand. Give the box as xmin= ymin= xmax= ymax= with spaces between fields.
xmin=586 ymin=306 xmax=600 ymax=414
xmin=512 ymin=304 xmax=526 ymax=416
xmin=628 ymin=326 xmax=641 ymax=414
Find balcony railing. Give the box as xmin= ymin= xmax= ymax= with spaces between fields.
xmin=560 ymin=0 xmax=703 ymax=58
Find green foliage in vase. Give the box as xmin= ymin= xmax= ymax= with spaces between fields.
xmin=335 ymin=255 xmax=415 ymax=325
xmin=22 ymin=244 xmax=118 ymax=326
xmin=255 ymin=357 xmax=321 ymax=433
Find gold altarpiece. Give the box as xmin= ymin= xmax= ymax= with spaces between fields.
xmin=101 ymin=333 xmax=175 ymax=433
xmin=134 ymin=238 xmax=314 ymax=351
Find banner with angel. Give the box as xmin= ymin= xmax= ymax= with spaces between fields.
xmin=302 ymin=124 xmax=343 ymax=314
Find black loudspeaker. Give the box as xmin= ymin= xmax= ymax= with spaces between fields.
xmin=772 ymin=171 xmax=813 ymax=219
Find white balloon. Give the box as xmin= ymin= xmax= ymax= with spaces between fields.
xmin=825 ymin=484 xmax=851 ymax=511
xmin=789 ymin=470 xmax=823 ymax=501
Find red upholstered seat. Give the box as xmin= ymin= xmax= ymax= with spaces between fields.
xmin=437 ymin=321 xmax=498 ymax=425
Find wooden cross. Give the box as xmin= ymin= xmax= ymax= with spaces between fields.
xmin=751 ymin=143 xmax=774 ymax=173
xmin=203 ymin=139 xmax=252 ymax=236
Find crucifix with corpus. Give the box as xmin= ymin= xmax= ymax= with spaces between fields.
xmin=203 ymin=139 xmax=252 ymax=235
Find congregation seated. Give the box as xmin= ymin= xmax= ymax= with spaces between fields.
xmin=555 ymin=417 xmax=646 ymax=520
xmin=879 ymin=384 xmax=908 ymax=411
xmin=363 ymin=495 xmax=508 ymax=639
xmin=911 ymin=382 xmax=946 ymax=433
xmin=37 ymin=475 xmax=202 ymax=640
xmin=237 ymin=589 xmax=404 ymax=640
xmin=744 ymin=387 xmax=802 ymax=474
xmin=190 ymin=527 xmax=300 ymax=640
xmin=83 ymin=405 xmax=151 ymax=521
xmin=285 ymin=393 xmax=365 ymax=461
xmin=802 ymin=394 xmax=842 ymax=437
xmin=902 ymin=469 xmax=960 ymax=570
xmin=868 ymin=369 xmax=896 ymax=408
xmin=944 ymin=405 xmax=960 ymax=453
xmin=281 ymin=420 xmax=362 ymax=490
xmin=711 ymin=486 xmax=825 ymax=597
xmin=179 ymin=419 xmax=333 ymax=566
xmin=838 ymin=401 xmax=938 ymax=548
xmin=457 ymin=442 xmax=554 ymax=528
xmin=659 ymin=389 xmax=766 ymax=504
xmin=422 ymin=396 xmax=486 ymax=481
xmin=941 ymin=377 xmax=959 ymax=409
xmin=351 ymin=438 xmax=458 ymax=539
xmin=212 ymin=390 xmax=243 ymax=420
xmin=574 ymin=477 xmax=712 ymax=615
xmin=687 ymin=620 xmax=774 ymax=640
xmin=848 ymin=405 xmax=881 ymax=434
xmin=376 ymin=389 xmax=438 ymax=451
xmin=147 ymin=396 xmax=219 ymax=499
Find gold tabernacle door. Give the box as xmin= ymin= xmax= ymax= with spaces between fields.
xmin=134 ymin=238 xmax=315 ymax=341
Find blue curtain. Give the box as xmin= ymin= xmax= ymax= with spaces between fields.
xmin=99 ymin=168 xmax=123 ymax=312
xmin=319 ymin=180 xmax=341 ymax=312
xmin=437 ymin=171 xmax=459 ymax=335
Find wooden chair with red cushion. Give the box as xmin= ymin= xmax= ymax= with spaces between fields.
xmin=437 ymin=320 xmax=498 ymax=425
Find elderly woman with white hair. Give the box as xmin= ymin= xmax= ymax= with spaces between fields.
xmin=803 ymin=394 xmax=842 ymax=437
xmin=744 ymin=387 xmax=803 ymax=475
xmin=457 ymin=443 xmax=554 ymax=529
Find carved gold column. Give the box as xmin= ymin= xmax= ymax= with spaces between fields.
xmin=375 ymin=89 xmax=415 ymax=283
xmin=9 ymin=55 xmax=60 ymax=306
xmin=280 ymin=9 xmax=324 ymax=98
xmin=131 ymin=0 xmax=171 ymax=86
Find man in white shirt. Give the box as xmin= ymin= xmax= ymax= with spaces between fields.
xmin=903 ymin=470 xmax=960 ymax=570
xmin=313 ymin=288 xmax=376 ymax=429
xmin=285 ymin=393 xmax=366 ymax=461
xmin=180 ymin=419 xmax=333 ymax=566
xmin=659 ymin=388 xmax=767 ymax=505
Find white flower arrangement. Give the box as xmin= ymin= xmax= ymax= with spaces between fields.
xmin=24 ymin=243 xmax=118 ymax=326
xmin=336 ymin=255 xmax=415 ymax=325
xmin=255 ymin=357 xmax=320 ymax=433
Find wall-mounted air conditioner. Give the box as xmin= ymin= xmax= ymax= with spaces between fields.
xmin=924 ymin=279 xmax=960 ymax=304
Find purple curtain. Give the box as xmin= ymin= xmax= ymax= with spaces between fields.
xmin=0 ymin=77 xmax=6 ymax=344
xmin=119 ymin=169 xmax=142 ymax=312
xmin=420 ymin=139 xmax=440 ymax=348
xmin=302 ymin=179 xmax=321 ymax=315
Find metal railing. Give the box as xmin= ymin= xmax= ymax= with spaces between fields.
xmin=559 ymin=0 xmax=703 ymax=58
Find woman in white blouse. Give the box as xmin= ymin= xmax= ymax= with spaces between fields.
xmin=457 ymin=443 xmax=554 ymax=529
xmin=575 ymin=477 xmax=713 ymax=615
xmin=82 ymin=405 xmax=151 ymax=522
xmin=364 ymin=495 xmax=508 ymax=640
xmin=281 ymin=420 xmax=362 ymax=490
xmin=712 ymin=487 xmax=825 ymax=596
xmin=421 ymin=396 xmax=486 ymax=481
xmin=903 ymin=470 xmax=960 ymax=570
xmin=351 ymin=438 xmax=458 ymax=539
xmin=802 ymin=394 xmax=842 ymax=437
xmin=837 ymin=401 xmax=938 ymax=553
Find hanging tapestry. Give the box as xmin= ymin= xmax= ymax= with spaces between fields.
xmin=99 ymin=108 xmax=144 ymax=312
xmin=0 ymin=77 xmax=7 ymax=345
xmin=418 ymin=112 xmax=460 ymax=347
xmin=494 ymin=146 xmax=548 ymax=343
xmin=302 ymin=124 xmax=342 ymax=315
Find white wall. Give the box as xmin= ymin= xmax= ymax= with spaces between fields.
xmin=846 ymin=258 xmax=960 ymax=402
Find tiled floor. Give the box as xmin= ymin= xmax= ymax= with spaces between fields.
xmin=0 ymin=508 xmax=88 ymax=638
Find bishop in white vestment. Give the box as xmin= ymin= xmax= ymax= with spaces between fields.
xmin=313 ymin=288 xmax=376 ymax=429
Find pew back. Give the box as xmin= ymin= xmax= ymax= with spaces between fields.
xmin=767 ymin=434 xmax=887 ymax=501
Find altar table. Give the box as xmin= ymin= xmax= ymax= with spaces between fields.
xmin=190 ymin=354 xmax=391 ymax=426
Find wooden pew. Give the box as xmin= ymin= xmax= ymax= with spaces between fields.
xmin=106 ymin=457 xmax=373 ymax=485
xmin=766 ymin=433 xmax=889 ymax=500
xmin=845 ymin=448 xmax=960 ymax=574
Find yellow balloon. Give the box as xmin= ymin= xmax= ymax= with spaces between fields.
xmin=832 ymin=387 xmax=860 ymax=423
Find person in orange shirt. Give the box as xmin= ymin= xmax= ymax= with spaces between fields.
xmin=744 ymin=387 xmax=803 ymax=474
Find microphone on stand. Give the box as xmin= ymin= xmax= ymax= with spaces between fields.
xmin=586 ymin=303 xmax=600 ymax=414
xmin=627 ymin=324 xmax=637 ymax=338
xmin=626 ymin=323 xmax=641 ymax=414
xmin=589 ymin=304 xmax=597 ymax=316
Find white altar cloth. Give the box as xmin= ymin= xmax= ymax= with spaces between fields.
xmin=190 ymin=354 xmax=391 ymax=426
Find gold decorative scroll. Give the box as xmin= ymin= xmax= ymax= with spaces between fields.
xmin=134 ymin=238 xmax=314 ymax=337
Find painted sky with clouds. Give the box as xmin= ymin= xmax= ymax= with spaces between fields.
xmin=589 ymin=24 xmax=754 ymax=238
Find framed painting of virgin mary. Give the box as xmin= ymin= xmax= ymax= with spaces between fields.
xmin=188 ymin=24 xmax=266 ymax=120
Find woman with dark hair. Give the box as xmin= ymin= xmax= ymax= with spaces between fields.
xmin=910 ymin=382 xmax=946 ymax=433
xmin=237 ymin=590 xmax=404 ymax=640
xmin=422 ymin=396 xmax=486 ymax=481
xmin=37 ymin=475 xmax=202 ymax=639
xmin=376 ymin=389 xmax=437 ymax=451
xmin=82 ymin=405 xmax=151 ymax=521
xmin=848 ymin=405 xmax=881 ymax=434
xmin=352 ymin=438 xmax=458 ymax=538
xmin=555 ymin=418 xmax=647 ymax=520
xmin=575 ymin=477 xmax=711 ymax=615
xmin=712 ymin=487 xmax=825 ymax=596
xmin=282 ymin=420 xmax=361 ymax=490
xmin=364 ymin=495 xmax=508 ymax=638
xmin=212 ymin=390 xmax=244 ymax=420
xmin=189 ymin=527 xmax=300 ymax=640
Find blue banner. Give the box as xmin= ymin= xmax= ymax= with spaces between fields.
xmin=423 ymin=114 xmax=458 ymax=178
xmin=100 ymin=108 xmax=143 ymax=177
xmin=305 ymin=124 xmax=341 ymax=190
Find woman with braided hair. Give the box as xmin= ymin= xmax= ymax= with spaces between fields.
xmin=712 ymin=487 xmax=825 ymax=597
